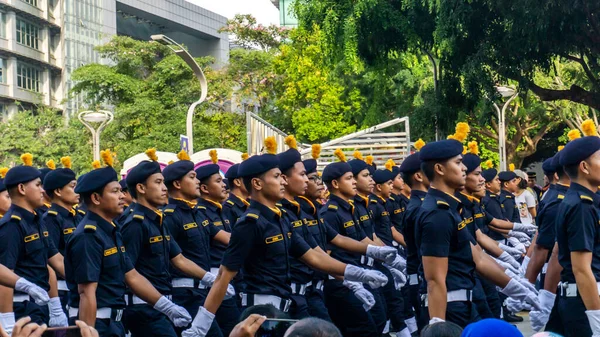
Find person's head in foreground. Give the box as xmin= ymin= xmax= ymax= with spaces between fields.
xmin=460 ymin=318 xmax=523 ymax=337
xmin=420 ymin=321 xmax=463 ymax=337
xmin=284 ymin=317 xmax=342 ymax=337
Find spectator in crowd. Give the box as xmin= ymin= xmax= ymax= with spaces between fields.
xmin=460 ymin=318 xmax=523 ymax=337
xmin=420 ymin=321 xmax=463 ymax=337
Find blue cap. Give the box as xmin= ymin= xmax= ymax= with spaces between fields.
xmin=303 ymin=159 xmax=318 ymax=174
xmin=126 ymin=160 xmax=161 ymax=190
xmin=551 ymin=152 xmax=562 ymax=169
xmin=224 ymin=178 xmax=230 ymax=190
xmin=163 ymin=160 xmax=194 ymax=183
xmin=277 ymin=148 xmax=302 ymax=173
xmin=225 ymin=163 xmax=241 ymax=180
xmin=399 ymin=153 xmax=421 ymax=173
xmin=75 ymin=166 xmax=118 ymax=194
xmin=119 ymin=179 xmax=128 ymax=191
xmin=238 ymin=154 xmax=280 ymax=178
xmin=462 ymin=153 xmax=481 ymax=174
xmin=0 ymin=178 xmax=6 ymax=192
xmin=348 ymin=159 xmax=369 ymax=176
xmin=322 ymin=162 xmax=352 ymax=183
xmin=195 ymin=164 xmax=220 ymax=181
xmin=373 ymin=169 xmax=395 ymax=184
xmin=43 ymin=168 xmax=76 ymax=191
xmin=482 ymin=168 xmax=498 ymax=182
xmin=559 ymin=136 xmax=600 ymax=166
xmin=461 ymin=318 xmax=523 ymax=337
xmin=391 ymin=165 xmax=400 ymax=178
xmin=367 ymin=162 xmax=377 ymax=175
xmin=4 ymin=166 xmax=42 ymax=187
xmin=39 ymin=167 xmax=52 ymax=183
xmin=419 ymin=140 xmax=463 ymax=162
xmin=498 ymin=171 xmax=518 ymax=181
xmin=542 ymin=156 xmax=557 ymax=175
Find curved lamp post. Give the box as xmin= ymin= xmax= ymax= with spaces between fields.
xmin=493 ymin=86 xmax=518 ymax=171
xmin=79 ymin=110 xmax=114 ymax=162
xmin=151 ymin=34 xmax=207 ymax=154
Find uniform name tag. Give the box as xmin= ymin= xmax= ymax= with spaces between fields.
xmin=63 ymin=228 xmax=75 ymax=235
xmin=213 ymin=221 xmax=223 ymax=227
xmin=292 ymin=220 xmax=303 ymax=228
xmin=183 ymin=223 xmax=198 ymax=230
xmin=359 ymin=215 xmax=369 ymax=221
xmin=344 ymin=221 xmax=355 ymax=228
xmin=475 ymin=213 xmax=484 ymax=219
xmin=458 ymin=221 xmax=466 ymax=230
xmin=306 ymin=220 xmax=318 ymax=226
xmin=394 ymin=209 xmax=403 ymax=214
xmin=265 ymin=234 xmax=284 ymax=244
xmin=464 ymin=217 xmax=473 ymax=224
xmin=104 ymin=247 xmax=118 ymax=256
xmin=381 ymin=211 xmax=389 ymax=216
xmin=149 ymin=236 xmax=163 ymax=243
xmin=24 ymin=233 xmax=40 ymax=242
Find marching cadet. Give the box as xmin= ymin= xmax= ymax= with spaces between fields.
xmin=222 ymin=154 xmax=250 ymax=228
xmin=41 ymin=156 xmax=79 ymax=322
xmin=65 ymin=150 xmax=191 ymax=337
xmin=550 ymin=128 xmax=600 ymax=337
xmin=37 ymin=160 xmax=55 ymax=216
xmin=162 ymin=151 xmax=228 ymax=337
xmin=498 ymin=170 xmax=522 ymax=224
xmin=194 ymin=149 xmax=240 ymax=337
xmin=0 ymin=167 xmax=10 ymax=215
xmin=384 ymin=161 xmax=408 ymax=249
xmin=116 ymin=179 xmax=134 ymax=225
xmin=416 ymin=139 xmax=540 ymax=327
xmin=539 ymin=156 xmax=558 ymax=210
xmin=181 ymin=138 xmax=388 ymax=337
xmin=121 ymin=149 xmax=215 ymax=337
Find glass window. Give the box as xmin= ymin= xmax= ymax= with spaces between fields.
xmin=21 ymin=0 xmax=38 ymax=7
xmin=16 ymin=19 xmax=39 ymax=50
xmin=17 ymin=62 xmax=40 ymax=92
xmin=0 ymin=59 xmax=5 ymax=83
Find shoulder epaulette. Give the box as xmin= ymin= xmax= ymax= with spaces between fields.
xmin=226 ymin=200 xmax=235 ymax=206
xmin=557 ymin=194 xmax=565 ymax=200
xmin=84 ymin=224 xmax=97 ymax=233
xmin=580 ymin=195 xmax=594 ymax=204
xmin=77 ymin=209 xmax=86 ymax=215
xmin=389 ymin=196 xmax=395 ymax=201
xmin=11 ymin=215 xmax=21 ymax=221
xmin=245 ymin=213 xmax=259 ymax=221
xmin=163 ymin=208 xmax=175 ymax=213
xmin=47 ymin=210 xmax=58 ymax=216
xmin=197 ymin=206 xmax=206 ymax=210
xmin=370 ymin=200 xmax=378 ymax=204
xmin=328 ymin=204 xmax=338 ymax=210
xmin=132 ymin=214 xmax=145 ymax=221
xmin=436 ymin=201 xmax=450 ymax=209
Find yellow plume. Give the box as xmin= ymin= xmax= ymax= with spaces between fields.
xmin=0 ymin=167 xmax=8 ymax=179
xmin=485 ymin=160 xmax=493 ymax=169
xmin=209 ymin=149 xmax=218 ymax=164
xmin=264 ymin=136 xmax=277 ymax=155
xmin=21 ymin=153 xmax=33 ymax=166
xmin=92 ymin=160 xmax=101 ymax=169
xmin=385 ymin=159 xmax=394 ymax=171
xmin=168 ymin=160 xmax=174 ymax=165
xmin=60 ymin=156 xmax=72 ymax=169
xmin=177 ymin=150 xmax=190 ymax=161
xmin=468 ymin=141 xmax=479 ymax=155
xmin=509 ymin=163 xmax=515 ymax=172
xmin=241 ymin=153 xmax=249 ymax=161
xmin=100 ymin=149 xmax=114 ymax=167
xmin=567 ymin=129 xmax=581 ymax=141
xmin=333 ymin=149 xmax=347 ymax=162
xmin=145 ymin=148 xmax=158 ymax=162
xmin=284 ymin=135 xmax=298 ymax=150
xmin=447 ymin=135 xmax=456 ymax=140
xmin=365 ymin=155 xmax=374 ymax=165
xmin=311 ymin=144 xmax=321 ymax=160
xmin=558 ymin=145 xmax=564 ymax=152
xmin=414 ymin=139 xmax=425 ymax=151
xmin=582 ymin=119 xmax=598 ymax=137
xmin=353 ymin=150 xmax=363 ymax=160
xmin=46 ymin=159 xmax=56 ymax=170
xmin=462 ymin=146 xmax=468 ymax=155
xmin=452 ymin=122 xmax=470 ymax=142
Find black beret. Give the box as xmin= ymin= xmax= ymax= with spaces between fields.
xmin=498 ymin=171 xmax=518 ymax=181
xmin=391 ymin=165 xmax=400 ymax=178
xmin=39 ymin=167 xmax=52 ymax=183
xmin=74 ymin=166 xmax=118 ymax=194
xmin=4 ymin=166 xmax=42 ymax=187
xmin=560 ymin=136 xmax=600 ymax=166
xmin=462 ymin=154 xmax=481 ymax=174
xmin=348 ymin=159 xmax=369 ymax=176
xmin=195 ymin=164 xmax=221 ymax=181
xmin=399 ymin=153 xmax=421 ymax=173
xmin=277 ymin=148 xmax=302 ymax=173
xmin=542 ymin=156 xmax=556 ymax=175
xmin=43 ymin=168 xmax=76 ymax=191
xmin=163 ymin=160 xmax=194 ymax=183
xmin=119 ymin=179 xmax=128 ymax=191
xmin=225 ymin=163 xmax=241 ymax=180
xmin=303 ymin=159 xmax=318 ymax=174
xmin=367 ymin=163 xmax=376 ymax=175
xmin=551 ymin=153 xmax=562 ymax=170
xmin=373 ymin=169 xmax=395 ymax=184
xmin=126 ymin=160 xmax=161 ymax=190
xmin=322 ymin=162 xmax=352 ymax=183
xmin=238 ymin=154 xmax=279 ymax=178
xmin=419 ymin=140 xmax=463 ymax=162
xmin=0 ymin=178 xmax=6 ymax=193
xmin=527 ymin=171 xmax=536 ymax=178
xmin=224 ymin=178 xmax=230 ymax=190
xmin=482 ymin=168 xmax=498 ymax=182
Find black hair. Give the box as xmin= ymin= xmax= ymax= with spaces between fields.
xmin=421 ymin=160 xmax=448 ymax=181
xmin=400 ymin=171 xmax=417 ymax=188
xmin=242 ymin=172 xmax=267 ymax=194
xmin=518 ymin=177 xmax=528 ymax=189
xmin=47 ymin=188 xmax=59 ymax=200
xmin=239 ymin=304 xmax=288 ymax=321
xmin=544 ymin=172 xmax=554 ymax=183
xmin=564 ymin=164 xmax=579 ymax=180
xmin=81 ymin=186 xmax=106 ymax=206
xmin=286 ymin=317 xmax=342 ymax=337
xmin=127 ymin=183 xmax=138 ymax=199
xmin=555 ymin=165 xmax=566 ymax=179
xmin=165 ymin=180 xmax=176 ymax=192
xmin=6 ymin=185 xmax=18 ymax=198
xmin=420 ymin=321 xmax=463 ymax=337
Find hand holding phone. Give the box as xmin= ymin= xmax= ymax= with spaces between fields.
xmin=229 ymin=314 xmax=267 ymax=337
xmin=256 ymin=318 xmax=299 ymax=337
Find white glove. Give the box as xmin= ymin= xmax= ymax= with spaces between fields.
xmin=513 ymin=222 xmax=537 ymax=235
xmin=500 ymin=278 xmax=542 ymax=311
xmin=48 ymin=297 xmax=68 ymax=327
xmin=225 ymin=284 xmax=236 ymax=299
xmin=508 ymin=230 xmax=530 ymax=243
xmin=182 ymin=306 xmax=214 ymax=337
xmin=154 ymin=296 xmax=192 ymax=327
xmin=0 ymin=312 xmax=15 ymax=335
xmin=497 ymin=259 xmax=520 ymax=276
xmin=366 ymin=245 xmax=398 ymax=264
xmin=586 ymin=309 xmax=600 ymax=337
xmin=520 ymin=256 xmax=531 ymax=278
xmin=343 ymin=280 xmax=375 ymax=311
xmin=530 ymin=290 xmax=556 ymax=332
xmin=498 ymin=251 xmax=521 ymax=270
xmin=15 ymin=278 xmax=49 ymax=306
xmin=429 ymin=317 xmax=445 ymax=324
xmin=507 ymin=237 xmax=526 ymax=253
xmin=499 ymin=243 xmax=523 ymax=259
xmin=388 ymin=254 xmax=407 ymax=271
xmin=505 ymin=297 xmax=525 ymax=313
xmin=385 ymin=265 xmax=407 ymax=290
xmin=200 ymin=272 xmax=217 ymax=286
xmin=344 ymin=264 xmax=388 ymax=289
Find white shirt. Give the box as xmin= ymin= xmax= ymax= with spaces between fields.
xmin=515 ymin=189 xmax=536 ymax=225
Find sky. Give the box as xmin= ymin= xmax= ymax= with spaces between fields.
xmin=186 ymin=0 xmax=280 ymax=26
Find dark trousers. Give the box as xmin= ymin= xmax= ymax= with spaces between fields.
xmin=480 ymin=276 xmax=501 ymax=319
xmin=473 ymin=277 xmax=493 ymax=319
xmin=14 ymin=300 xmax=49 ymax=325
xmin=59 ymin=290 xmax=69 ymax=314
xmin=376 ymin=265 xmax=407 ymax=332
xmin=215 ymin=297 xmax=240 ymax=337
xmin=123 ymin=305 xmax=177 ymax=337
xmin=546 ymin=294 xmax=592 ymax=337
xmin=323 ymin=279 xmax=385 ymax=337
xmin=421 ymin=301 xmax=480 ymax=328
xmin=305 ymin=286 xmax=332 ymax=321
xmin=289 ymin=294 xmax=311 ymax=320
xmin=408 ymin=283 xmax=427 ymax=331
xmin=69 ymin=317 xmax=125 ymax=337
xmin=172 ymin=287 xmax=223 ymax=337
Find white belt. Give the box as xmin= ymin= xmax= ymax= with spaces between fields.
xmin=409 ymin=274 xmax=419 ymax=286
xmin=172 ymin=278 xmax=207 ymax=289
xmin=558 ymin=282 xmax=600 ymax=297
xmin=13 ymin=294 xmax=30 ymax=303
xmin=313 ymin=280 xmax=324 ymax=291
xmin=360 ymin=255 xmax=375 ymax=267
xmin=392 ymin=241 xmax=399 ymax=247
xmin=542 ymin=263 xmax=548 ymax=274
xmin=125 ymin=294 xmax=171 ymax=306
xmin=57 ymin=280 xmax=69 ymax=292
xmin=290 ymin=281 xmax=311 ymax=296
xmin=240 ymin=293 xmax=291 ymax=312
xmin=68 ymin=307 xmax=123 ymax=321
xmin=210 ymin=267 xmax=220 ymax=275
xmin=423 ymin=289 xmax=473 ymax=307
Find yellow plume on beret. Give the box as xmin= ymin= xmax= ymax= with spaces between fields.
xmin=177 ymin=150 xmax=190 ymax=161
xmin=385 ymin=159 xmax=394 ymax=171
xmin=453 ymin=122 xmax=470 ymax=142
xmin=557 ymin=145 xmax=564 ymax=152
xmin=582 ymin=119 xmax=598 ymax=137
xmin=353 ymin=150 xmax=363 ymax=160
xmin=509 ymin=163 xmax=515 ymax=172
xmin=168 ymin=160 xmax=174 ymax=165
xmin=567 ymin=129 xmax=581 ymax=141
xmin=0 ymin=167 xmax=8 ymax=178
xmin=241 ymin=153 xmax=249 ymax=161
xmin=311 ymin=144 xmax=321 ymax=160
xmin=46 ymin=159 xmax=56 ymax=170
xmin=91 ymin=160 xmax=101 ymax=169
xmin=462 ymin=146 xmax=468 ymax=155
xmin=145 ymin=148 xmax=158 ymax=162
xmin=209 ymin=149 xmax=218 ymax=164
xmin=414 ymin=139 xmax=426 ymax=151
xmin=21 ymin=153 xmax=33 ymax=166
xmin=485 ymin=160 xmax=493 ymax=169
xmin=333 ymin=149 xmax=347 ymax=162
xmin=264 ymin=136 xmax=277 ymax=155
xmin=284 ymin=135 xmax=298 ymax=150
xmin=100 ymin=149 xmax=114 ymax=167
xmin=365 ymin=155 xmax=374 ymax=166
xmin=468 ymin=141 xmax=479 ymax=155
xmin=60 ymin=156 xmax=72 ymax=169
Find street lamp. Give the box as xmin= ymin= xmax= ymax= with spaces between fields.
xmin=78 ymin=110 xmax=114 ymax=162
xmin=493 ymin=86 xmax=518 ymax=171
xmin=151 ymin=34 xmax=207 ymax=154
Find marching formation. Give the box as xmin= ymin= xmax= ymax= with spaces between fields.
xmin=0 ymin=120 xmax=599 ymax=337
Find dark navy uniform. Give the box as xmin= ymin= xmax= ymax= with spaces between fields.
xmin=549 ymin=183 xmax=600 ymax=337
xmin=163 ymin=198 xmax=224 ymax=337
xmin=499 ymin=189 xmax=520 ymax=223
xmin=116 ymin=202 xmax=135 ymax=226
xmin=120 ymin=203 xmax=182 ymax=337
xmin=35 ymin=202 xmax=51 ymax=218
xmin=222 ymin=194 xmax=249 ymax=229
xmin=197 ymin=198 xmax=240 ymax=337
xmin=482 ymin=191 xmax=507 ymax=242
xmin=416 ymin=188 xmax=479 ymax=328
xmin=65 ymin=211 xmax=133 ymax=337
xmin=319 ymin=194 xmax=387 ymax=337
xmin=538 ymin=184 xmax=557 ymax=211
xmin=0 ymin=204 xmax=59 ymax=324
xmin=388 ymin=193 xmax=406 ymax=236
